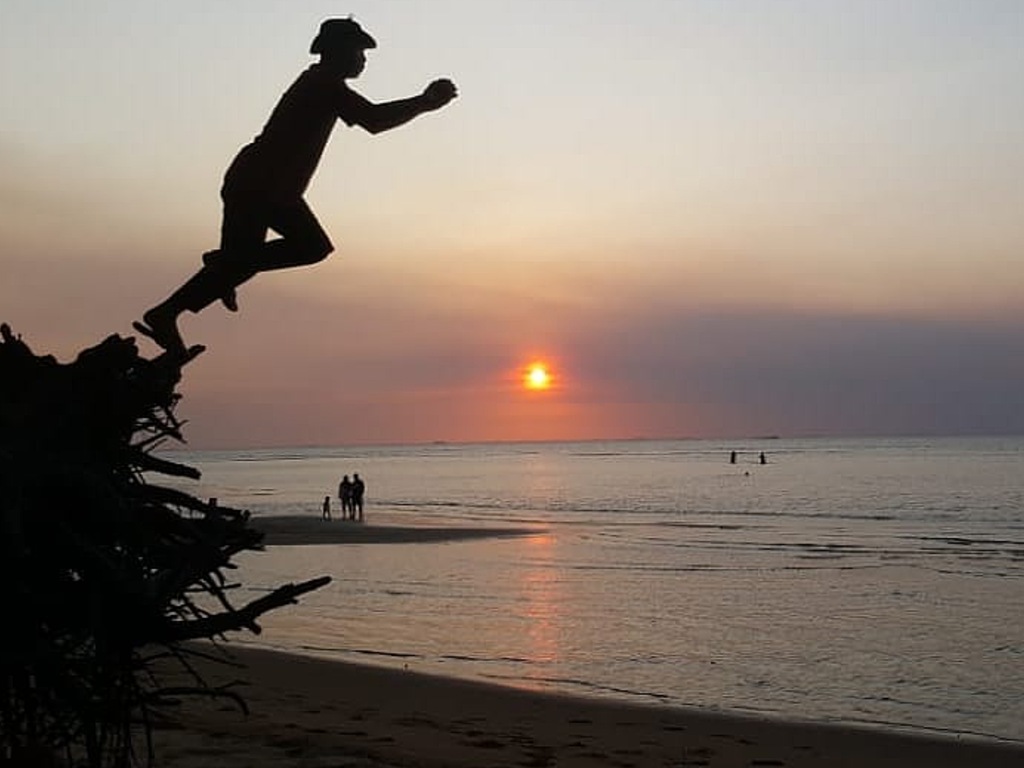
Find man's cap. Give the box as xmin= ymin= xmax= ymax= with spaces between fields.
xmin=310 ymin=18 xmax=377 ymax=54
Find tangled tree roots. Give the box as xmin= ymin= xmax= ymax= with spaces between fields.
xmin=0 ymin=324 xmax=329 ymax=767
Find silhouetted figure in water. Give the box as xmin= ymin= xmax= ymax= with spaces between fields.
xmin=759 ymin=451 xmax=767 ymax=465
xmin=135 ymin=18 xmax=458 ymax=353
xmin=729 ymin=450 xmax=737 ymax=464
xmin=322 ymin=495 xmax=332 ymax=521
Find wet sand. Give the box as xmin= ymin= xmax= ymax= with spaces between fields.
xmin=251 ymin=514 xmax=542 ymax=546
xmin=151 ymin=644 xmax=1023 ymax=767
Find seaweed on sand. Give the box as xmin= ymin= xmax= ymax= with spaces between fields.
xmin=0 ymin=324 xmax=329 ymax=767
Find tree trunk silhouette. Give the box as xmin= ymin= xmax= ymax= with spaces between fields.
xmin=0 ymin=323 xmax=329 ymax=768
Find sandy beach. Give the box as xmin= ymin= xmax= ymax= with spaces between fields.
xmin=147 ymin=515 xmax=1024 ymax=766
xmin=149 ymin=643 xmax=1023 ymax=768
xmin=210 ymin=516 xmax=1024 ymax=767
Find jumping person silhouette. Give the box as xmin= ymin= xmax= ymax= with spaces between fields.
xmin=134 ymin=18 xmax=458 ymax=354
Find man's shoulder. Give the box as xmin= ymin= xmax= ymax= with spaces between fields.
xmin=301 ymin=64 xmax=362 ymax=91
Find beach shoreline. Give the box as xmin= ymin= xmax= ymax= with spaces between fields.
xmin=151 ymin=643 xmax=1024 ymax=767
xmin=250 ymin=514 xmax=543 ymax=546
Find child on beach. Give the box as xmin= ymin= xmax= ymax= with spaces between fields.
xmin=135 ymin=17 xmax=458 ymax=354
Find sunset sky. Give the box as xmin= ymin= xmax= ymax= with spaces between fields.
xmin=3 ymin=1 xmax=1023 ymax=447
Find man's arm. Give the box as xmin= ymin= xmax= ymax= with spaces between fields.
xmin=350 ymin=79 xmax=457 ymax=134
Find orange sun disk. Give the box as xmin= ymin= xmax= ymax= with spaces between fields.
xmin=525 ymin=364 xmax=552 ymax=390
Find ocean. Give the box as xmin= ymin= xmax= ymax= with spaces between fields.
xmin=162 ymin=436 xmax=1024 ymax=743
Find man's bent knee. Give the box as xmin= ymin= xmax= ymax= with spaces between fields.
xmin=305 ymin=237 xmax=334 ymax=265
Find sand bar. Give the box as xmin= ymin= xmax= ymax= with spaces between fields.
xmin=252 ymin=515 xmax=543 ymax=546
xmin=151 ymin=643 xmax=1023 ymax=768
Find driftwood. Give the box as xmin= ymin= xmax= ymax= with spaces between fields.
xmin=0 ymin=324 xmax=330 ymax=767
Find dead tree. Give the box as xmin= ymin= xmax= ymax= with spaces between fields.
xmin=0 ymin=324 xmax=329 ymax=767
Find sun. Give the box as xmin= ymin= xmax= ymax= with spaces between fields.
xmin=524 ymin=363 xmax=552 ymax=391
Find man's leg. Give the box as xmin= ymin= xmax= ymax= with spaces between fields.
xmin=202 ymin=195 xmax=273 ymax=311
xmin=256 ymin=198 xmax=334 ymax=272
xmin=135 ymin=205 xmax=267 ymax=351
xmin=203 ymin=197 xmax=333 ymax=310
xmin=136 ymin=199 xmax=331 ymax=351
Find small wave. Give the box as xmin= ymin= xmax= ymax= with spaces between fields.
xmin=382 ymin=497 xmax=903 ymax=523
xmin=482 ymin=671 xmax=674 ymax=704
xmin=438 ymin=652 xmax=534 ymax=665
xmin=332 ymin=646 xmax=422 ymax=660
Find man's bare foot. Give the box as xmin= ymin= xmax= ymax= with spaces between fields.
xmin=202 ymin=251 xmax=239 ymax=312
xmin=133 ymin=308 xmax=186 ymax=355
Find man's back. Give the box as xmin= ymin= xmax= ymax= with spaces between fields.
xmin=224 ymin=65 xmax=373 ymax=199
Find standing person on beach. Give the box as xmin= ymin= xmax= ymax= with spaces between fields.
xmin=338 ymin=474 xmax=353 ymax=518
xmin=351 ymin=473 xmax=365 ymax=521
xmin=134 ymin=17 xmax=458 ymax=354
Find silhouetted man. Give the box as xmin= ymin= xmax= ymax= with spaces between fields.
xmin=338 ymin=474 xmax=353 ymax=517
xmin=351 ymin=473 xmax=365 ymax=521
xmin=135 ymin=18 xmax=458 ymax=353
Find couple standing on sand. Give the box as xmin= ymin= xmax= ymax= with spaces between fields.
xmin=338 ymin=473 xmax=365 ymax=521
xmin=134 ymin=17 xmax=458 ymax=355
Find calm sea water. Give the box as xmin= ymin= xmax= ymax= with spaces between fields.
xmin=163 ymin=436 xmax=1024 ymax=743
